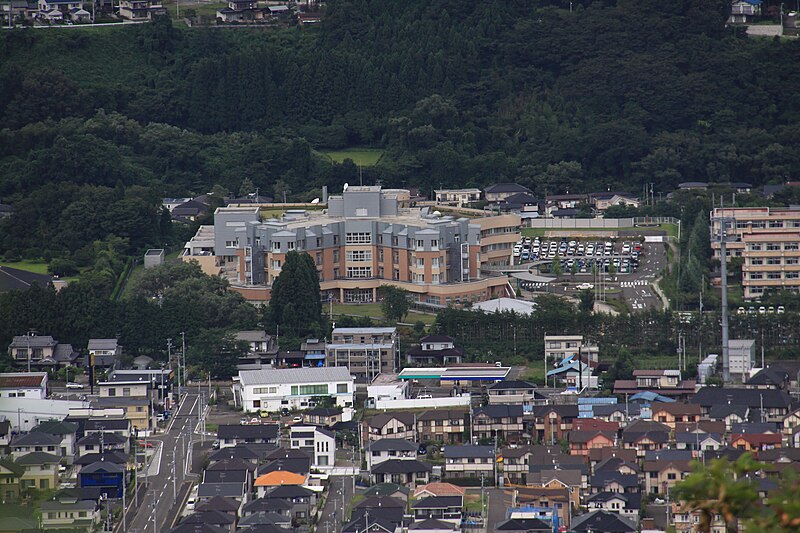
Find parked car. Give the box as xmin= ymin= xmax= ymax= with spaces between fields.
xmin=737 ymin=307 xmax=746 ymax=315
xmin=777 ymin=305 xmax=786 ymax=314
xmin=576 ymin=283 xmax=594 ymax=290
xmin=211 ymin=440 xmax=220 ymax=450
xmin=66 ymin=382 xmax=83 ymax=389
xmin=292 ymin=416 xmax=303 ymax=423
xmin=136 ymin=440 xmax=153 ymax=449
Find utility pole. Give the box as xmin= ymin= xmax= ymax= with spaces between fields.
xmin=171 ymin=449 xmax=176 ymax=500
xmin=715 ymin=212 xmax=735 ymax=383
xmin=122 ymin=473 xmax=127 ymax=532
xmin=181 ymin=331 xmax=186 ymax=399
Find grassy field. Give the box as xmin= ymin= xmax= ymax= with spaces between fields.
xmin=0 ymin=260 xmax=50 ymax=274
xmin=330 ymin=303 xmax=436 ymax=325
xmin=161 ymin=0 xmax=227 ymax=19
xmin=320 ymin=148 xmax=385 ymax=166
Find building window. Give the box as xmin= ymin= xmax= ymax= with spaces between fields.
xmin=108 ymin=388 xmax=116 ymax=397
xmin=432 ymin=274 xmax=440 ymax=284
xmin=431 ymin=257 xmax=440 ymax=268
xmin=417 ymin=258 xmax=425 ymax=267
xmin=271 ymin=260 xmax=282 ymax=270
xmin=346 ymin=233 xmax=371 ymax=245
xmin=347 ymin=267 xmax=372 ymax=278
xmin=122 ymin=387 xmax=131 ymax=397
xmin=316 ymin=253 xmax=322 ymax=266
xmin=272 ymin=242 xmax=280 ymax=252
xmin=337 ymin=384 xmax=348 ymax=393
xmin=287 ymin=242 xmax=296 ymax=250
xmin=225 ymin=240 xmax=237 ymax=248
xmin=291 ymin=384 xmax=329 ymax=395
xmin=378 ymin=248 xmax=384 ymax=262
xmin=333 ymin=250 xmax=340 ymax=262
xmin=416 ymin=240 xmax=424 ymax=249
xmin=393 ymin=251 xmax=399 ymax=264
xmin=346 ymin=250 xmax=372 ymax=262
xmin=767 ymin=243 xmax=781 ymax=251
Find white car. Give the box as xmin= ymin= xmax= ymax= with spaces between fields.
xmin=576 ymin=283 xmax=594 ymax=290
xmin=66 ymin=382 xmax=84 ymax=389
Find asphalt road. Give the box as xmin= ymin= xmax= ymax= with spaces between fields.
xmin=126 ymin=391 xmax=202 ymax=533
xmin=486 ymin=487 xmax=511 ymax=532
xmin=619 ymin=241 xmax=666 ymax=311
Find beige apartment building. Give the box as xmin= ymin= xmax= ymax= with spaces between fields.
xmin=710 ymin=207 xmax=800 ymax=299
xmin=326 ymin=327 xmax=397 ymax=381
xmin=183 ymin=186 xmax=519 ymax=306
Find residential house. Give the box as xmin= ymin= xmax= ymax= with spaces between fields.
xmin=289 ymin=425 xmax=335 ymax=467
xmin=84 ymin=418 xmax=132 ymax=441
xmin=590 ymin=404 xmax=640 ymax=425
xmin=92 ymin=397 xmax=150 ymax=432
xmin=513 ymin=486 xmax=580 ymax=530
xmin=118 ymin=0 xmax=165 ymax=20
xmin=7 ymin=335 xmax=58 ymax=368
xmin=10 ymin=432 xmax=62 ymax=461
xmin=253 ymin=470 xmax=306 ymax=498
xmin=782 ymin=407 xmax=800 ymax=441
xmin=569 ymin=431 xmax=616 ymax=457
xmin=412 ymin=495 xmax=463 ymax=526
xmin=409 ymin=518 xmax=458 ymax=532
xmin=181 ymin=511 xmax=236 ymax=532
xmin=589 ymin=192 xmax=640 ymax=212
xmin=691 ymin=387 xmax=792 ymax=422
xmin=370 ymin=459 xmax=431 ymax=487
xmin=675 ymin=431 xmax=723 ymax=454
xmin=414 ymin=482 xmax=465 ymax=500
xmin=586 ymin=492 xmax=641 ymax=525
xmin=171 ymin=199 xmax=210 ymax=222
xmin=367 ymin=412 xmax=416 ymax=442
xmin=78 ymin=461 xmax=125 ymax=498
xmin=351 ymin=496 xmax=405 ymax=529
xmin=77 ymin=432 xmax=128 ymax=457
xmin=498 ymin=192 xmax=540 ymax=214
xmin=730 ymin=431 xmax=782 ymax=455
xmin=416 ymin=410 xmax=468 ymax=444
xmin=500 ymin=445 xmax=560 ymax=485
xmin=434 ymin=188 xmax=482 ymax=206
xmin=365 ymin=439 xmax=417 ymax=470
xmin=303 ymin=407 xmax=344 ymax=427
xmin=30 ymin=420 xmax=78 ymax=464
xmin=234 ymin=330 xmax=278 ymax=370
xmin=364 ymin=482 xmax=410 ymax=502
xmin=197 ymin=479 xmax=248 ymax=504
xmin=40 ymin=497 xmax=99 ymax=531
xmin=746 ymin=365 xmax=791 ymax=390
xmin=589 ymin=471 xmax=640 ymax=495
xmin=74 ymin=451 xmax=128 ymax=475
xmin=217 ymin=424 xmax=279 ymax=449
xmin=545 ymin=193 xmax=588 ymax=213
xmin=650 ymin=402 xmax=702 ymax=430
xmin=15 ymin=451 xmax=60 ymax=490
xmin=486 ymin=380 xmax=545 ymax=411
xmin=642 ymin=450 xmax=693 ymax=495
xmin=443 ymin=445 xmax=494 ymax=479
xmin=708 ymin=404 xmax=750 ymax=431
xmin=729 ymin=0 xmax=762 ymax=24
xmin=613 ymin=369 xmax=696 ymax=400
xmin=593 ymin=455 xmax=640 ymax=479
xmin=326 ymin=327 xmax=398 ymax=381
xmin=588 ymin=448 xmax=638 ymax=471
xmin=494 ymin=518 xmax=552 ymax=532
xmin=484 ymin=183 xmax=533 ymax=204
xmin=262 ymin=484 xmax=316 ymax=522
xmin=621 ymin=420 xmax=670 ymax=458
xmin=87 ymin=339 xmax=121 ymax=368
xmin=672 ymin=502 xmax=729 ymax=533
xmin=532 ymin=405 xmax=579 ymax=443
xmin=0 ymin=458 xmax=24 ymax=502
xmin=471 ymin=404 xmax=523 ymax=442
xmin=405 ymin=335 xmax=464 ymax=366
xmin=570 ymin=510 xmax=636 ymax=533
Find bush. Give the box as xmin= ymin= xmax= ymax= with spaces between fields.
xmin=48 ymin=257 xmax=79 ymax=277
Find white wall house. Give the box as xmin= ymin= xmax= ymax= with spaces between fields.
xmin=236 ymin=367 xmax=354 ymax=413
xmin=0 ymin=372 xmax=48 ymax=400
xmin=290 ymin=425 xmax=336 ymax=467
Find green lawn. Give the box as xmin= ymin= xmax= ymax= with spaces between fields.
xmin=320 ymin=148 xmax=385 ymax=166
xmin=0 ymin=260 xmax=50 ymax=274
xmin=330 ymin=303 xmax=436 ymax=325
xmin=161 ymin=0 xmax=227 ymax=19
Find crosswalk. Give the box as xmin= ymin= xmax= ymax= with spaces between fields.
xmin=620 ymin=280 xmax=649 ymax=287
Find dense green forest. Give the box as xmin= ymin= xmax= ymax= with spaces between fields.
xmin=2 ymin=0 xmax=800 ymax=265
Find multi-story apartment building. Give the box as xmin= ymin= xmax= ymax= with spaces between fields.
xmin=326 ymin=327 xmax=397 ymax=380
xmin=416 ymin=410 xmax=468 ymax=444
xmin=189 ymin=186 xmax=517 ymax=305
xmin=471 ymin=405 xmax=524 ymax=442
xmin=710 ymin=207 xmax=800 ymax=299
xmin=544 ymin=335 xmax=598 ymax=368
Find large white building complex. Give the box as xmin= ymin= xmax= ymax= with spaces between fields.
xmin=182 ymin=185 xmax=519 ymax=305
xmin=235 ymin=367 xmax=355 ymax=413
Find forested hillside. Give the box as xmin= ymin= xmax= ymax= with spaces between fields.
xmin=2 ymin=0 xmax=800 ymax=265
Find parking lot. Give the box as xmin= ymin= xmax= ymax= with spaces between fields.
xmin=514 ymin=237 xmax=644 ymax=275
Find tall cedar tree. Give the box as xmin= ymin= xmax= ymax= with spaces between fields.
xmin=266 ymin=251 xmax=322 ymax=339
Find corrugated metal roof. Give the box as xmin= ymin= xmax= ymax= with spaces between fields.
xmin=239 ymin=366 xmax=353 ymax=386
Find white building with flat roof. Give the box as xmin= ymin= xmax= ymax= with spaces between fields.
xmin=327 ymin=327 xmax=398 ymax=381
xmin=235 ymin=367 xmax=355 ymax=413
xmin=728 ymin=339 xmax=756 ymax=382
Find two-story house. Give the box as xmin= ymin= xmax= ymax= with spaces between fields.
xmin=366 ymin=412 xmax=416 ymax=442
xmin=370 ymin=459 xmax=431 ymax=487
xmin=486 ymin=380 xmax=546 ymax=411
xmin=118 ymin=0 xmax=165 ymax=20
xmin=691 ymin=387 xmax=792 ymax=423
xmin=643 ymin=450 xmax=693 ymax=495
xmin=613 ymin=369 xmax=696 ymax=400
xmin=412 ymin=495 xmax=463 ymax=526
xmin=15 ymin=451 xmax=60 ymax=490
xmin=87 ymin=338 xmax=121 ymax=368
xmin=7 ymin=335 xmax=58 ymax=369
xmin=0 ymin=458 xmax=24 ymax=502
xmin=41 ymin=495 xmax=99 ymax=531
xmin=77 ymin=431 xmax=128 ymax=457
xmin=569 ymin=430 xmax=616 ymax=457
xmin=10 ymin=432 xmax=62 ymax=461
xmin=405 ymin=335 xmax=464 ymax=366
xmin=217 ymin=424 xmax=280 ymax=449
xmin=621 ymin=420 xmax=670 ymax=458
xmin=29 ymin=420 xmax=78 ymax=464
xmin=586 ymin=492 xmax=641 ymax=526
xmin=532 ymin=405 xmax=579 ymax=443
xmin=365 ymin=439 xmax=417 ymax=470
xmin=471 ymin=405 xmax=523 ymax=442
xmin=289 ymin=425 xmax=335 ymax=467
xmin=443 ymin=445 xmax=494 ymax=479
xmin=417 ymin=410 xmax=467 ymax=444
xmin=650 ymin=402 xmax=702 ymax=430
xmin=234 ymin=330 xmax=278 ymax=370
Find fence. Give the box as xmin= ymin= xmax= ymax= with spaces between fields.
xmin=524 ymin=216 xmax=679 ymax=229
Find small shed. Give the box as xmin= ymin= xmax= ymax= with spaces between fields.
xmin=144 ymin=249 xmax=165 ymax=269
